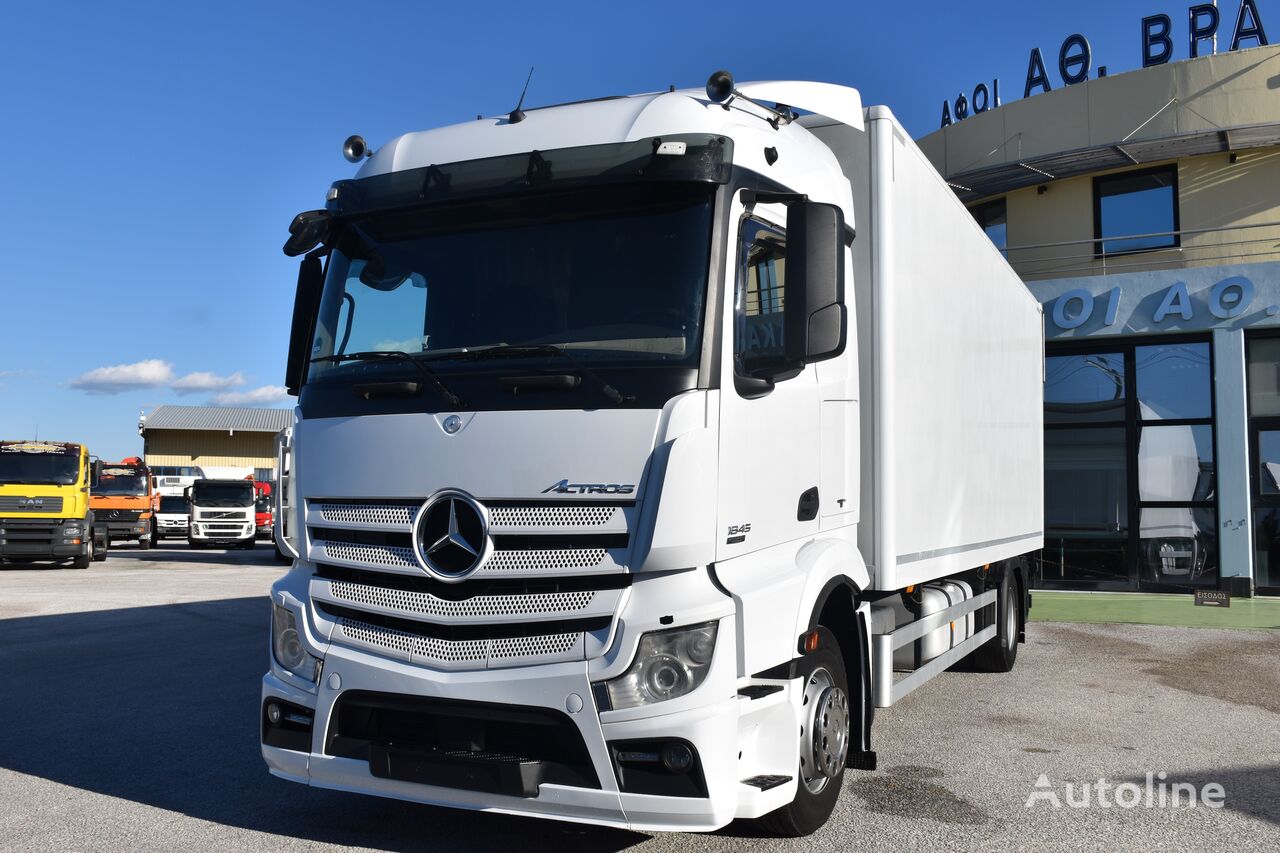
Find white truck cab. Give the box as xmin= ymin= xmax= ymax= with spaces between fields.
xmin=154 ymin=491 xmax=190 ymax=541
xmin=187 ymin=478 xmax=256 ymax=550
xmin=261 ymin=74 xmax=1043 ymax=835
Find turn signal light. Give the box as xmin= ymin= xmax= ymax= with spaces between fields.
xmin=800 ymin=629 xmax=821 ymax=654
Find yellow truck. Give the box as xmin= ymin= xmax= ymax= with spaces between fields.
xmin=0 ymin=440 xmax=109 ymax=568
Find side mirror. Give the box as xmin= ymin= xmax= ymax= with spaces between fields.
xmin=784 ymin=202 xmax=847 ymax=365
xmin=91 ymin=459 xmax=103 ymax=488
xmin=283 ymin=210 xmax=332 ymax=257
xmin=285 ymin=251 xmax=326 ymax=396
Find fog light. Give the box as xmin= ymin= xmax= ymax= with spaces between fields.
xmin=266 ymin=702 xmax=282 ymax=725
xmin=661 ymin=742 xmax=694 ymax=774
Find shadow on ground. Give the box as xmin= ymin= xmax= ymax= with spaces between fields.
xmin=0 ymin=596 xmax=647 ymax=852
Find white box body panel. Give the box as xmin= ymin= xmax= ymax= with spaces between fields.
xmin=809 ymin=110 xmax=1044 ymax=592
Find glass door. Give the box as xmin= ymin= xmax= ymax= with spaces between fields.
xmin=1246 ymin=335 xmax=1280 ymax=595
xmin=1039 ymin=338 xmax=1218 ymax=591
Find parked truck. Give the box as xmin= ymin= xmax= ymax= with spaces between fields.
xmin=187 ymin=478 xmax=257 ymax=550
xmin=89 ymin=456 xmax=157 ymax=549
xmin=261 ymin=74 xmax=1044 ymax=835
xmin=0 ymin=440 xmax=109 ymax=568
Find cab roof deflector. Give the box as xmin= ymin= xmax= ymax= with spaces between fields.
xmin=731 ymin=81 xmax=864 ymax=133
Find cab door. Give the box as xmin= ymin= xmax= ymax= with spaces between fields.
xmin=716 ymin=206 xmax=821 ymax=562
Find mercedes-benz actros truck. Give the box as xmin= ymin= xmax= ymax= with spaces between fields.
xmin=261 ymin=73 xmax=1044 ymax=836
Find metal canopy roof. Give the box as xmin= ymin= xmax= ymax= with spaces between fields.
xmin=142 ymin=405 xmax=292 ymax=433
xmin=947 ymin=121 xmax=1280 ymax=204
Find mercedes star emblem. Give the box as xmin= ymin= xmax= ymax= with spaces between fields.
xmin=413 ymin=490 xmax=491 ymax=581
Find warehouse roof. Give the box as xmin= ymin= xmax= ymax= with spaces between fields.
xmin=142 ymin=405 xmax=293 ymax=433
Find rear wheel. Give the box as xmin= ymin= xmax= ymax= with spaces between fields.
xmin=758 ymin=626 xmax=848 ymax=837
xmin=975 ymin=565 xmax=1020 ymax=672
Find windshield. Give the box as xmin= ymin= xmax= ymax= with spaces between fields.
xmin=0 ymin=445 xmax=80 ymax=485
xmin=191 ymin=482 xmax=254 ymax=507
xmin=256 ymin=497 xmax=271 ymax=513
xmin=95 ymin=469 xmax=148 ymax=496
xmin=307 ymin=183 xmax=714 ymax=385
xmin=159 ymin=496 xmax=188 ymax=513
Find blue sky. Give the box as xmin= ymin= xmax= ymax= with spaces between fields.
xmin=0 ymin=0 xmax=1257 ymax=459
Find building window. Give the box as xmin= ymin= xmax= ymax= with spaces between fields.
xmin=1039 ymin=338 xmax=1218 ymax=592
xmin=1246 ymin=335 xmax=1280 ymax=594
xmin=970 ymin=198 xmax=1007 ymax=256
xmin=1093 ymin=165 xmax=1179 ymax=256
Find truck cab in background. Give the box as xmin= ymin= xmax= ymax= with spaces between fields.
xmin=0 ymin=440 xmax=108 ymax=568
xmin=89 ymin=456 xmax=156 ymax=549
xmin=254 ymin=480 xmax=275 ymax=540
xmin=150 ymin=465 xmax=207 ymax=494
xmin=187 ymin=478 xmax=256 ymax=550
xmin=154 ymin=493 xmax=191 ymax=541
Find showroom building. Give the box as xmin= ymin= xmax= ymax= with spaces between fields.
xmin=139 ymin=405 xmax=292 ymax=481
xmin=919 ymin=44 xmax=1280 ymax=596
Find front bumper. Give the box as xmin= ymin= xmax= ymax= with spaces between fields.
xmin=190 ymin=523 xmax=255 ymax=542
xmin=0 ymin=518 xmax=89 ymax=560
xmin=261 ymin=638 xmax=747 ymax=831
xmin=104 ymin=521 xmax=150 ymax=541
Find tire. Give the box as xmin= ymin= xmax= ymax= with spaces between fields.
xmin=139 ymin=537 xmax=152 ymax=551
xmin=241 ymin=539 xmax=255 ymax=551
xmin=975 ymin=565 xmax=1020 ymax=673
xmin=93 ymin=533 xmax=109 ymax=562
xmin=188 ymin=540 xmax=205 ymax=550
xmin=71 ymin=538 xmax=93 ymax=569
xmin=757 ymin=626 xmax=849 ymax=837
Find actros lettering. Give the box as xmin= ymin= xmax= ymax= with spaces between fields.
xmin=541 ymin=479 xmax=636 ymax=495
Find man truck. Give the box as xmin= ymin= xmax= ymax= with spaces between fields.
xmin=261 ymin=74 xmax=1044 ymax=835
xmin=187 ymin=478 xmax=257 ymax=550
xmin=89 ymin=456 xmax=157 ymax=549
xmin=0 ymin=440 xmax=109 ymax=568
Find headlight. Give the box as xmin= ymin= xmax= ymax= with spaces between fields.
xmin=63 ymin=525 xmax=82 ymax=536
xmin=596 ymin=622 xmax=718 ymax=711
xmin=272 ymin=603 xmax=321 ymax=682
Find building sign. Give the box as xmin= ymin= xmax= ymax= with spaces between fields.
xmin=1029 ymin=262 xmax=1280 ymax=337
xmin=941 ymin=0 xmax=1270 ymax=127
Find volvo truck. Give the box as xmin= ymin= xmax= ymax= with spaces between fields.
xmin=0 ymin=440 xmax=109 ymax=568
xmin=187 ymin=478 xmax=256 ymax=549
xmin=89 ymin=457 xmax=157 ymax=549
xmin=261 ymin=74 xmax=1044 ymax=835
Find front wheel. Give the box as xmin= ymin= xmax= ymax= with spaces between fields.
xmin=138 ymin=537 xmax=152 ymax=551
xmin=757 ymin=626 xmax=849 ymax=837
xmin=71 ymin=537 xmax=94 ymax=569
xmin=92 ymin=533 xmax=109 ymax=562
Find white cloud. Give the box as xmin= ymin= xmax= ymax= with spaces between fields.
xmin=70 ymin=359 xmax=175 ymax=394
xmin=209 ymin=385 xmax=291 ymax=407
xmin=171 ymin=371 xmax=246 ymax=394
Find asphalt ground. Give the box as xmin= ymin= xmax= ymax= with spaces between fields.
xmin=0 ymin=544 xmax=1277 ymax=852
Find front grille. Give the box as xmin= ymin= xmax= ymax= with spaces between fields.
xmin=307 ymin=497 xmax=634 ymax=670
xmin=0 ymin=519 xmax=61 ymax=545
xmin=104 ymin=509 xmax=141 ymax=521
xmin=0 ymin=496 xmax=64 ymax=513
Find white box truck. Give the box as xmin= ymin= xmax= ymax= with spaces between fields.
xmin=261 ymin=73 xmax=1043 ymax=836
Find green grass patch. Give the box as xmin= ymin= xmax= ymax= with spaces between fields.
xmin=1029 ymin=591 xmax=1280 ymax=630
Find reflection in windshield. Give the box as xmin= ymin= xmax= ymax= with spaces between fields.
xmin=307 ymin=183 xmax=714 ymax=384
xmin=191 ymin=482 xmax=254 ymax=507
xmin=0 ymin=451 xmax=80 ymax=485
xmin=95 ymin=472 xmax=148 ymax=496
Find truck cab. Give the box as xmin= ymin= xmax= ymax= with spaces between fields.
xmin=261 ymin=76 xmax=1041 ymax=835
xmin=0 ymin=440 xmax=108 ymax=568
xmin=187 ymin=478 xmax=257 ymax=550
xmin=154 ymin=492 xmax=190 ymax=541
xmin=89 ymin=457 xmax=156 ymax=549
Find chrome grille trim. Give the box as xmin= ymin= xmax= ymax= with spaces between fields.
xmin=333 ymin=615 xmax=584 ymax=669
xmin=312 ymin=577 xmax=620 ymax=625
xmin=314 ymin=540 xmax=626 ymax=578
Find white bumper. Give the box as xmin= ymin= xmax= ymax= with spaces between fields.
xmin=261 ymin=638 xmax=755 ymax=832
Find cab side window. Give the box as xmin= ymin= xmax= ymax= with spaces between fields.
xmin=734 ymin=218 xmax=788 ymax=377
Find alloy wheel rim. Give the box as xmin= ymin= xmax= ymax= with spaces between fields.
xmin=799 ymin=666 xmax=849 ymax=793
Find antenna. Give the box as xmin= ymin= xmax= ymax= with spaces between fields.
xmin=509 ymin=66 xmax=535 ymax=124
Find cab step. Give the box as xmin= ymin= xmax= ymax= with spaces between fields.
xmin=741 ymin=774 xmax=792 ymax=791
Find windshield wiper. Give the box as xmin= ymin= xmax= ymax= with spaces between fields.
xmin=457 ymin=344 xmax=632 ymax=405
xmin=312 ymin=351 xmax=464 ymax=408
